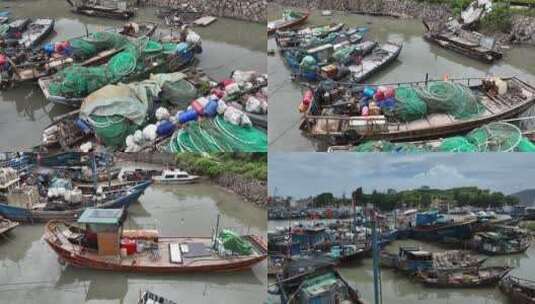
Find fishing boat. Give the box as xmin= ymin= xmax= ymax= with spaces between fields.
xmin=410 ymin=212 xmax=476 ymax=242
xmin=327 ymin=243 xmax=372 ymax=265
xmin=138 ymin=290 xmax=177 ymax=304
xmin=43 ymin=208 xmax=267 ymax=272
xmin=470 ymin=227 xmax=531 ymax=255
xmin=68 ymin=0 xmax=135 ymax=20
xmin=0 ymin=216 xmax=18 ymax=236
xmin=275 ymin=24 xmax=362 ymax=49
xmin=499 ymin=276 xmax=535 ymax=304
xmin=423 ymin=20 xmax=502 ymax=63
xmin=416 ymin=266 xmax=512 ymax=288
xmin=348 ymin=42 xmax=402 ymax=83
xmin=381 ymin=247 xmax=486 ymax=273
xmin=151 ymin=169 xmax=199 ymax=184
xmin=268 ymin=10 xmax=310 ymax=35
xmin=299 ymin=77 xmax=535 ymax=145
xmin=38 ymin=42 xmax=199 ymax=107
xmin=118 ymin=22 xmax=157 ymax=39
xmin=2 ymin=18 xmax=31 ymax=40
xmin=282 ymin=40 xmax=378 ymax=82
xmin=276 ymin=260 xmax=365 ymax=304
xmin=0 ymin=180 xmax=150 ymax=223
xmin=275 ymin=23 xmax=345 ymax=48
xmin=19 ymin=18 xmax=55 ymax=49
xmin=40 ymin=110 xmax=93 ymax=149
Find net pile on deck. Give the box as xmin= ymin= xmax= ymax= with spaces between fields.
xmin=48 ymin=37 xmax=181 ymax=99
xmin=69 ymin=31 xmax=130 ymax=60
xmin=217 ymin=230 xmax=252 ymax=255
xmin=168 ymin=116 xmax=267 ymax=153
xmin=391 ymin=81 xmax=483 ymax=122
xmin=354 ymin=122 xmax=535 ymax=152
xmin=80 ymin=73 xmax=188 ymax=150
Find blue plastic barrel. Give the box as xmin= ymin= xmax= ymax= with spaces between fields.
xmin=156 ymin=120 xmax=176 ymax=136
xmin=75 ymin=118 xmax=92 ymax=134
xmin=380 ymin=97 xmax=396 ymax=110
xmin=204 ymin=100 xmax=218 ymax=117
xmin=177 ymin=110 xmax=198 ymax=124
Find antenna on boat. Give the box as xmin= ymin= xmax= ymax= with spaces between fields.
xmin=213 ymin=213 xmax=221 ymax=250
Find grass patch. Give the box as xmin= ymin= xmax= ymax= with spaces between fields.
xmin=175 ymin=153 xmax=267 ymax=181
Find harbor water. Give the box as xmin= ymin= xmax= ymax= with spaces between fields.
xmin=0 ymin=162 xmax=267 ymax=304
xmin=0 ymin=0 xmax=266 ymax=150
xmin=268 ymin=5 xmax=535 ymax=151
xmin=268 ymin=220 xmax=534 ymax=304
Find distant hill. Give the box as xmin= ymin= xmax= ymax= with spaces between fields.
xmin=511 ymin=189 xmax=535 ymax=206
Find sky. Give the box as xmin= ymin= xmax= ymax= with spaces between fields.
xmin=268 ymin=153 xmax=535 ymax=198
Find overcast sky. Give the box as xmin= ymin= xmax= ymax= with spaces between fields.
xmin=268 ymin=153 xmax=535 ymax=198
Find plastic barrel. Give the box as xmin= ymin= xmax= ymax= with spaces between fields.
xmin=75 ymin=118 xmax=92 ymax=134
xmin=156 ymin=120 xmax=175 ymax=136
xmin=204 ymin=100 xmax=218 ymax=117
xmin=363 ymin=86 xmax=376 ymax=98
xmin=178 ymin=110 xmax=198 ymax=124
xmin=191 ymin=99 xmax=204 ymax=115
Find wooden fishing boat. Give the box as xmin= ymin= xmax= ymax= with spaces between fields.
xmin=279 ymin=26 xmax=369 ymax=53
xmin=117 ymin=22 xmax=157 ymax=39
xmin=282 ymin=40 xmax=378 ymax=82
xmin=328 ymin=243 xmax=372 ymax=265
xmin=276 ymin=262 xmax=365 ymax=304
xmin=300 ymin=77 xmax=535 ymax=145
xmin=423 ymin=20 xmax=502 ymax=63
xmin=268 ymin=11 xmax=310 ymax=35
xmin=349 ymin=42 xmax=402 ymax=83
xmin=40 ymin=110 xmax=93 ymax=150
xmin=138 ymin=290 xmax=176 ymax=304
xmin=2 ymin=18 xmax=30 ymax=40
xmin=19 ymin=18 xmax=55 ymax=49
xmin=68 ymin=0 xmax=135 ymax=20
xmin=274 ymin=23 xmax=346 ymax=48
xmin=43 ymin=208 xmax=267 ymax=273
xmin=0 ymin=216 xmax=18 ymax=236
xmin=471 ymin=229 xmax=531 ymax=255
xmin=416 ymin=266 xmax=512 ymax=288
xmin=499 ymin=276 xmax=535 ymax=304
xmin=381 ymin=247 xmax=486 ymax=273
xmin=73 ymin=180 xmax=147 ymax=195
xmin=0 ymin=180 xmax=150 ymax=223
xmin=38 ymin=47 xmax=199 ymax=107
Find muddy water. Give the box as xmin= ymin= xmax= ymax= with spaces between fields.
xmin=0 ymin=0 xmax=266 ymax=151
xmin=268 ymin=5 xmax=535 ymax=151
xmin=268 ymin=220 xmax=534 ymax=304
xmin=0 ymin=171 xmax=267 ymax=303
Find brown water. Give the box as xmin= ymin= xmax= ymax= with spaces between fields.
xmin=268 ymin=220 xmax=534 ymax=304
xmin=0 ymin=163 xmax=267 ymax=304
xmin=267 ymin=5 xmax=535 ymax=151
xmin=0 ymin=0 xmax=266 ymax=151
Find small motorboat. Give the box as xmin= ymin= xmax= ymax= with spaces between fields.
xmin=152 ymin=169 xmax=199 ymax=184
xmin=268 ymin=10 xmax=309 ymax=35
xmin=499 ymin=275 xmax=535 ymax=304
xmin=19 ymin=18 xmax=55 ymax=49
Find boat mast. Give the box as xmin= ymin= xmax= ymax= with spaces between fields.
xmin=372 ymin=207 xmax=383 ymax=304
xmin=91 ymin=152 xmax=97 ymax=195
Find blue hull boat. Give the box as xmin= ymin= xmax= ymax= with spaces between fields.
xmin=0 ymin=180 xmax=151 ymax=223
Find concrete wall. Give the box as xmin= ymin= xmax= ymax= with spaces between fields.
xmin=146 ymin=0 xmax=267 ymax=23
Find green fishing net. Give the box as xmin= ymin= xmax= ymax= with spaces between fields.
xmin=416 ymin=81 xmax=483 ymax=119
xmin=90 ymin=115 xmax=138 ymax=150
xmin=160 ymin=79 xmax=198 ymax=107
xmin=70 ymin=31 xmax=130 ymax=60
xmin=48 ymin=38 xmax=179 ymax=98
xmin=168 ymin=116 xmax=267 ymax=153
xmin=353 ymin=122 xmax=533 ymax=152
xmin=439 ymin=136 xmax=478 ymax=152
xmin=218 ymin=230 xmax=252 ymax=255
xmin=393 ymin=86 xmax=428 ymax=122
xmin=353 ymin=140 xmax=429 ymax=152
xmin=391 ymin=82 xmax=483 ymax=122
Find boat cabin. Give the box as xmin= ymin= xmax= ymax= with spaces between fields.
xmin=291 ymin=225 xmax=332 ymax=250
xmin=397 ymin=247 xmax=434 ymax=272
xmin=77 ymin=208 xmax=126 ymax=256
xmin=161 ymin=169 xmax=190 ymax=180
